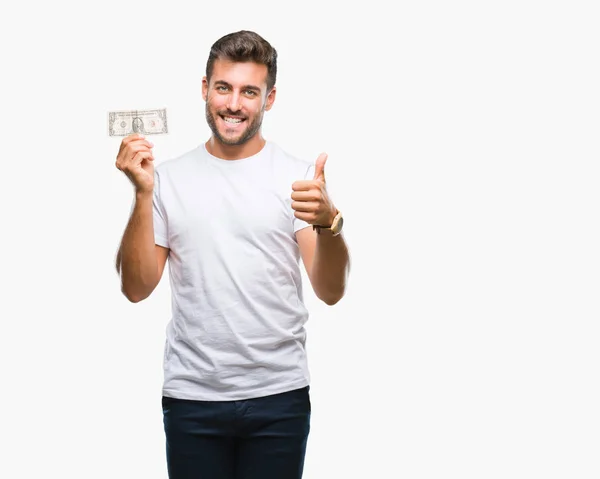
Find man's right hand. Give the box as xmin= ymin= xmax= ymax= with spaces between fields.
xmin=115 ymin=133 xmax=155 ymax=194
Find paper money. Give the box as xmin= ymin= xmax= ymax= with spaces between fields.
xmin=108 ymin=108 xmax=168 ymax=136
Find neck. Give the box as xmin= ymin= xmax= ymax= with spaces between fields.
xmin=205 ymin=133 xmax=266 ymax=160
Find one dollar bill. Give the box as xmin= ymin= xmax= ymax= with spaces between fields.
xmin=108 ymin=108 xmax=168 ymax=136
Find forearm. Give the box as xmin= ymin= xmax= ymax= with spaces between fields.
xmin=117 ymin=192 xmax=159 ymax=302
xmin=311 ymin=231 xmax=350 ymax=305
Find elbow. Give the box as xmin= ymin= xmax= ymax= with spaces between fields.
xmin=313 ymin=264 xmax=350 ymax=307
xmin=314 ymin=277 xmax=349 ymax=306
xmin=318 ymin=290 xmax=345 ymax=306
xmin=117 ymin=262 xmax=159 ymax=303
xmin=122 ymin=288 xmax=148 ymax=303
xmin=120 ymin=281 xmax=154 ymax=303
xmin=128 ymin=294 xmax=146 ymax=304
xmin=323 ymin=297 xmax=341 ymax=306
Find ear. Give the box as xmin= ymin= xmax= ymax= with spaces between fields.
xmin=264 ymin=86 xmax=277 ymax=111
xmin=202 ymin=76 xmax=208 ymax=101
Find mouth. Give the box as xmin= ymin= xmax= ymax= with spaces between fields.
xmin=219 ymin=114 xmax=246 ymax=128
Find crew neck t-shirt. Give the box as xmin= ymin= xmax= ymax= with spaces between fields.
xmin=152 ymin=141 xmax=315 ymax=401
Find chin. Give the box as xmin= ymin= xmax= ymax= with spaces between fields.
xmin=219 ymin=132 xmax=248 ymax=146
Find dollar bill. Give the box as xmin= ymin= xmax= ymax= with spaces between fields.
xmin=108 ymin=108 xmax=168 ymax=136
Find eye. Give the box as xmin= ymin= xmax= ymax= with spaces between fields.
xmin=244 ymin=90 xmax=257 ymax=96
xmin=216 ymin=85 xmax=228 ymax=92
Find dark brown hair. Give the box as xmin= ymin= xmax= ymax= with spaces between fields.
xmin=206 ymin=30 xmax=278 ymax=91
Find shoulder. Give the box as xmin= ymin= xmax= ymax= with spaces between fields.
xmin=153 ymin=145 xmax=206 ymax=198
xmin=155 ymin=144 xmax=205 ymax=176
xmin=267 ymin=141 xmax=314 ymax=178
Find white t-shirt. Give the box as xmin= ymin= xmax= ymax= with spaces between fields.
xmin=153 ymin=140 xmax=316 ymax=401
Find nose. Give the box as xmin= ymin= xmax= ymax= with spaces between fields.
xmin=227 ymin=91 xmax=242 ymax=112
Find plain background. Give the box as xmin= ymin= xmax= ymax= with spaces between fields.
xmin=1 ymin=0 xmax=599 ymax=477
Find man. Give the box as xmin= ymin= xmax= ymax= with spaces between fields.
xmin=115 ymin=30 xmax=350 ymax=479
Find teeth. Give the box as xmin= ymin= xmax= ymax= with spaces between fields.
xmin=224 ymin=117 xmax=242 ymax=123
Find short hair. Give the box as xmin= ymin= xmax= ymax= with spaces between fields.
xmin=206 ymin=30 xmax=278 ymax=91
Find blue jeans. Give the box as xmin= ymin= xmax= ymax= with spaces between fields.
xmin=162 ymin=385 xmax=311 ymax=479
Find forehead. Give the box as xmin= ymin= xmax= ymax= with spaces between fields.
xmin=210 ymin=59 xmax=268 ymax=88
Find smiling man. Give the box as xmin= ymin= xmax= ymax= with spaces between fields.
xmin=204 ymin=65 xmax=267 ymax=149
xmin=115 ymin=30 xmax=350 ymax=479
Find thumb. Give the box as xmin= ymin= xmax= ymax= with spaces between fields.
xmin=313 ymin=152 xmax=328 ymax=181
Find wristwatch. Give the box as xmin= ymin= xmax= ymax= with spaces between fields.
xmin=313 ymin=209 xmax=344 ymax=236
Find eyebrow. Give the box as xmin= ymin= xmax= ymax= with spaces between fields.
xmin=213 ymin=80 xmax=261 ymax=93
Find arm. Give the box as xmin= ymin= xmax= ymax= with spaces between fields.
xmin=296 ymin=226 xmax=350 ymax=305
xmin=116 ymin=191 xmax=169 ymax=302
xmin=291 ymin=152 xmax=350 ymax=305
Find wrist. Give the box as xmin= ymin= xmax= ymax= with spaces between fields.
xmin=313 ymin=209 xmax=343 ymax=236
xmin=321 ymin=207 xmax=338 ymax=228
xmin=135 ymin=189 xmax=153 ymax=202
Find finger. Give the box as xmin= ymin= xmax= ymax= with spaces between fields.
xmin=118 ymin=142 xmax=154 ymax=163
xmin=291 ymin=180 xmax=317 ymax=191
xmin=131 ymin=150 xmax=155 ymax=166
xmin=119 ymin=136 xmax=153 ymax=155
xmin=313 ymin=152 xmax=328 ymax=181
xmin=127 ymin=139 xmax=154 ymax=151
xmin=120 ymin=133 xmax=144 ymax=151
xmin=116 ymin=149 xmax=154 ymax=170
xmin=291 ymin=190 xmax=320 ymax=201
xmin=118 ymin=151 xmax=154 ymax=171
xmin=129 ymin=140 xmax=154 ymax=152
xmin=291 ymin=201 xmax=319 ymax=212
xmin=293 ymin=211 xmax=315 ymax=222
xmin=125 ymin=133 xmax=146 ymax=143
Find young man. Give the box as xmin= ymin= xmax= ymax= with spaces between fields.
xmin=115 ymin=30 xmax=350 ymax=479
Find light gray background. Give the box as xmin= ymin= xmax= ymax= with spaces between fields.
xmin=1 ymin=0 xmax=598 ymax=477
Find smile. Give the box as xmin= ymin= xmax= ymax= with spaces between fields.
xmin=220 ymin=115 xmax=245 ymax=124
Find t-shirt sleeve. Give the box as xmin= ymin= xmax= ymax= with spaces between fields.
xmin=293 ymin=162 xmax=316 ymax=233
xmin=153 ymin=170 xmax=169 ymax=247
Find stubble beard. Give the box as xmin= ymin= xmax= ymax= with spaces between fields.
xmin=205 ymin=103 xmax=264 ymax=146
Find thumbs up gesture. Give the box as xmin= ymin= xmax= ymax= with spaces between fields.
xmin=291 ymin=152 xmax=337 ymax=227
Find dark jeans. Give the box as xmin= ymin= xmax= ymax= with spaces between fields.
xmin=162 ymin=385 xmax=311 ymax=479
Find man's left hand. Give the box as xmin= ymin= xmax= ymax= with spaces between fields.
xmin=291 ymin=152 xmax=337 ymax=227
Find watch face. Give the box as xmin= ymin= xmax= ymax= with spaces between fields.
xmin=333 ymin=216 xmax=343 ymax=233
